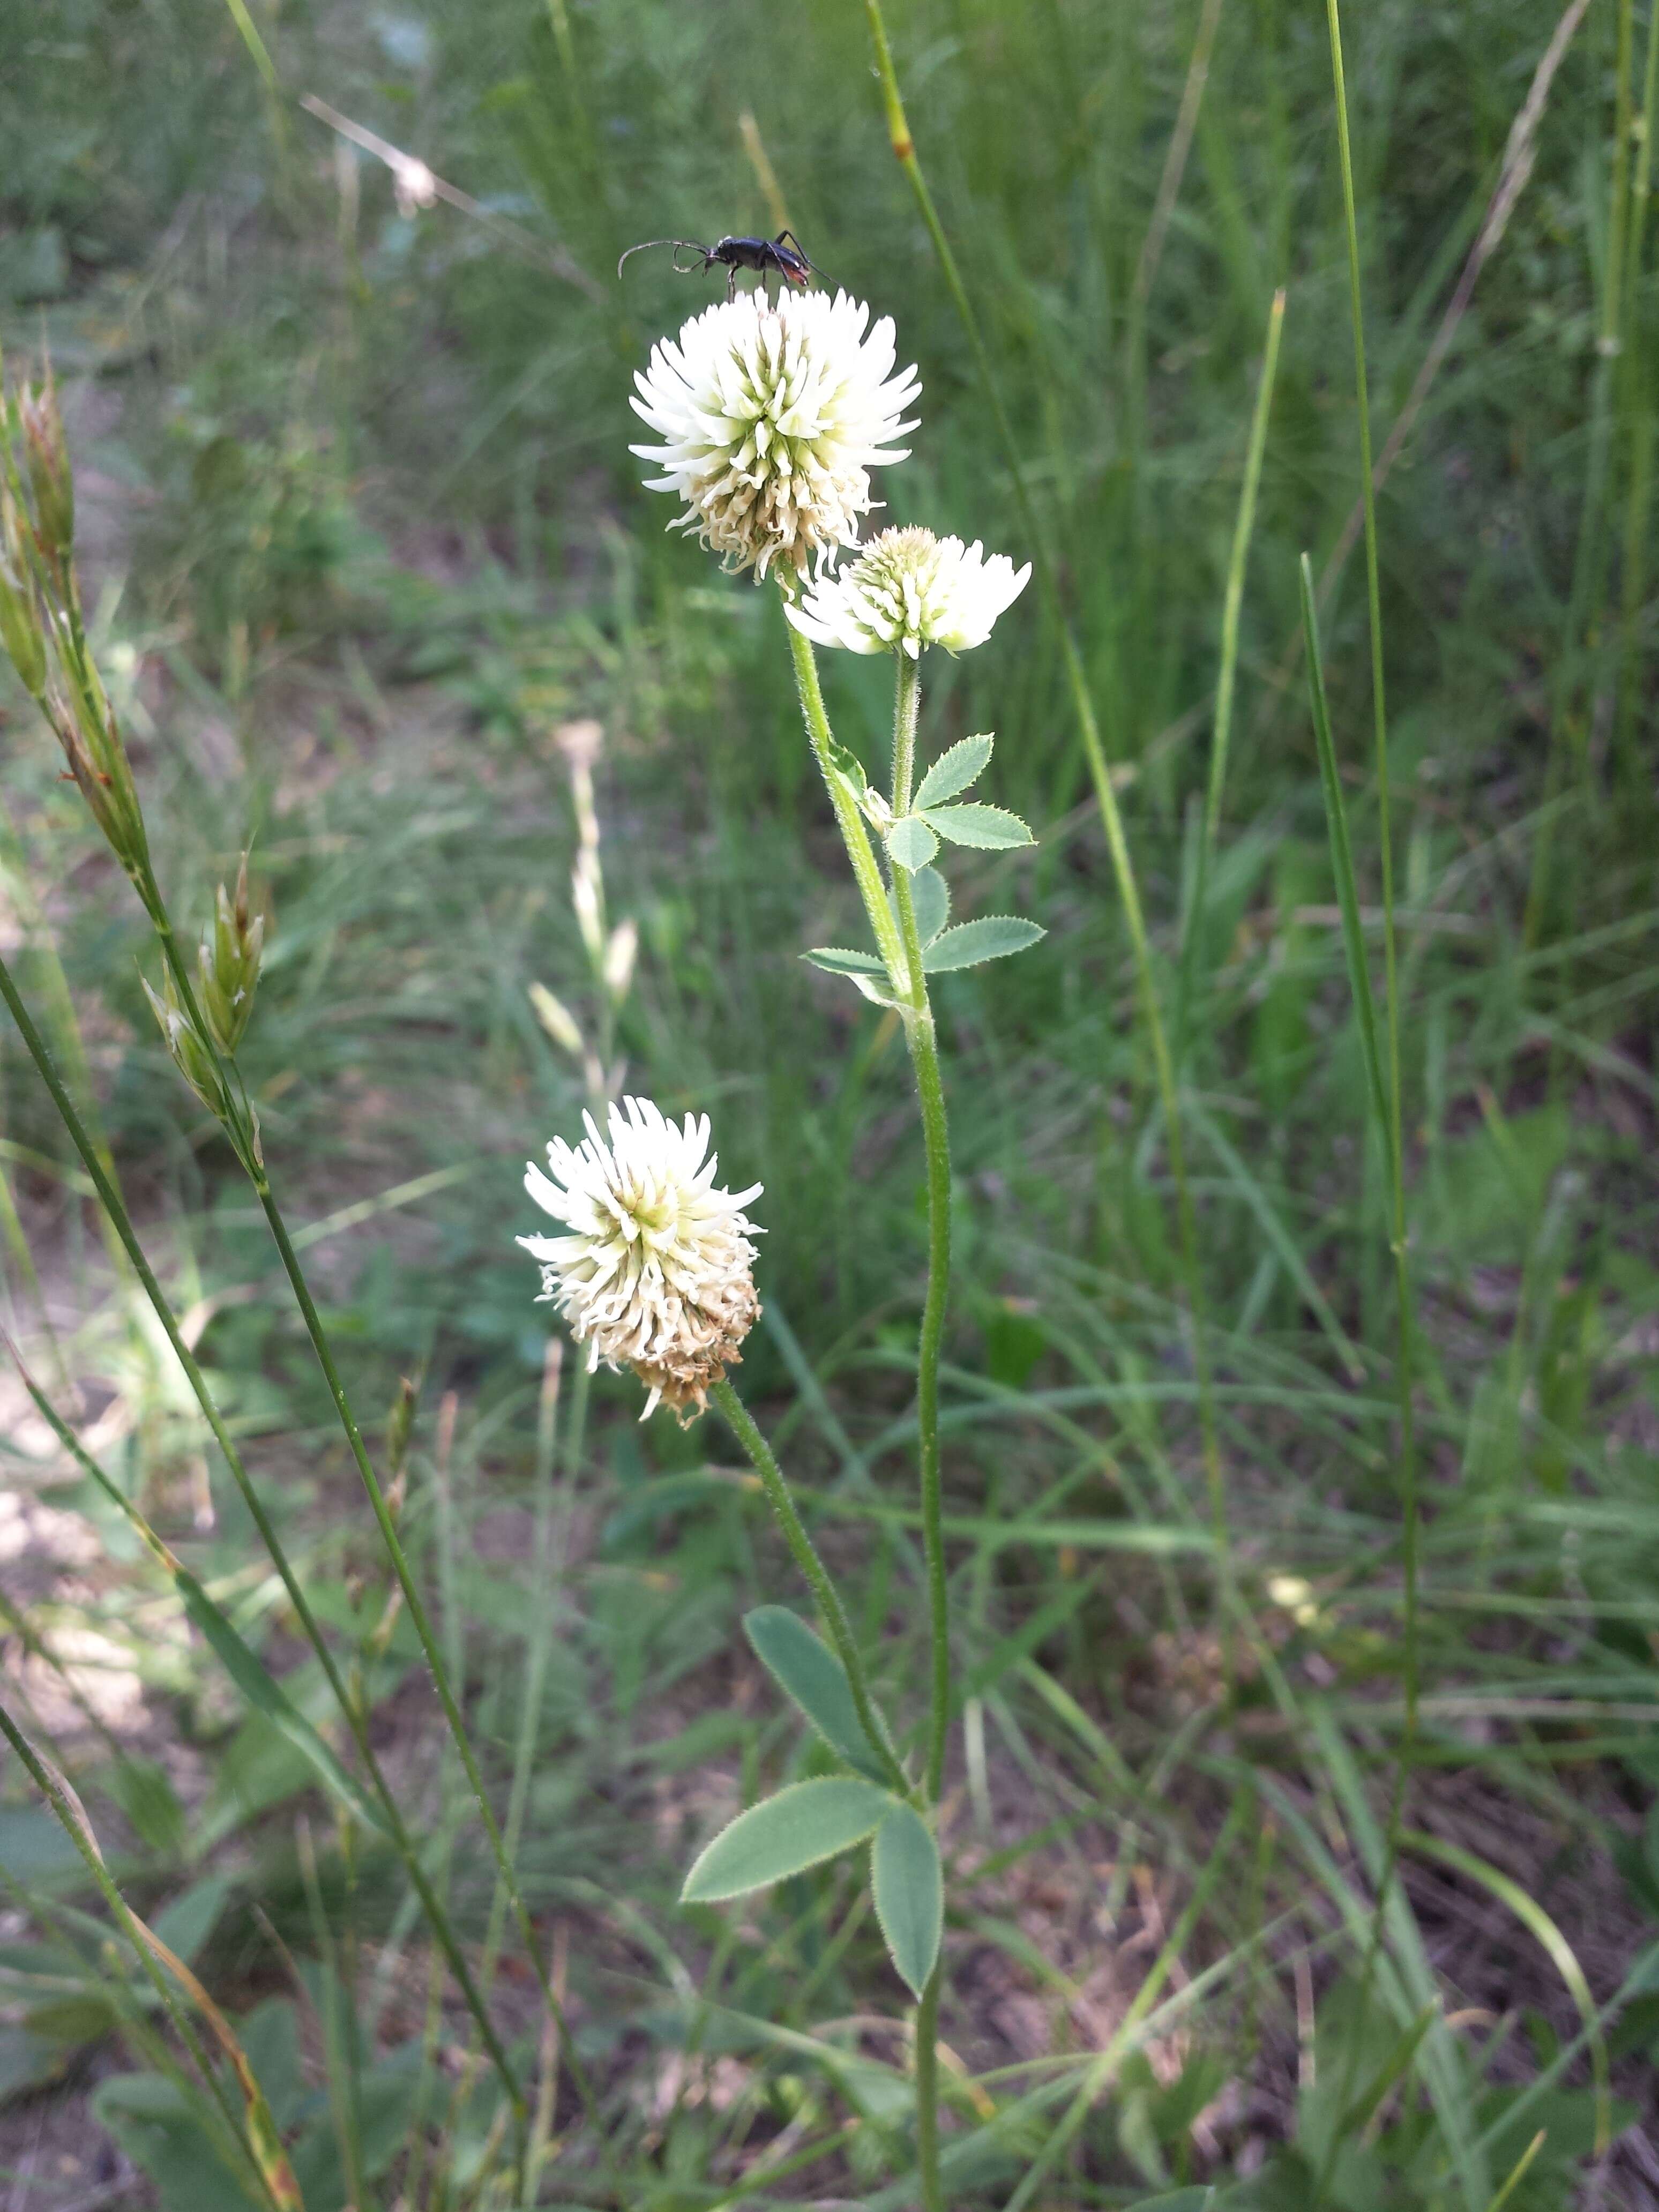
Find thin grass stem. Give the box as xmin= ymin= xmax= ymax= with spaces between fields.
xmin=297 ymin=1817 xmax=365 ymax=2212
xmin=0 ymin=1697 xmax=291 ymax=2211
xmin=99 ymin=833 xmax=614 ymax=2166
xmin=1178 ymin=286 xmax=1286 ymax=1045
xmin=1525 ymin=0 xmax=1638 ymax=935
xmin=1323 ymin=0 xmax=1419 ymax=1752
xmin=245 ymin=1176 xmax=610 ymax=2155
xmin=860 ymin=0 xmax=1234 ymax=1675
xmin=0 ymin=948 xmax=530 ymax=2132
xmin=481 ymin=1342 xmax=570 ymax=2001
xmin=1615 ymin=0 xmax=1659 ymax=770
xmin=1309 ymin=15 xmax=1425 ymax=2186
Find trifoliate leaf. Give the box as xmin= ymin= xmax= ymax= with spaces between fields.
xmin=915 ymin=734 xmax=993 ymax=809
xmin=682 ymin=1778 xmax=894 ymax=1902
xmin=922 ymin=917 xmax=1047 ymax=972
xmin=744 ymin=1607 xmax=894 ymax=1782
xmin=887 ymin=816 xmax=939 ymax=872
xmin=918 ymin=802 xmax=1034 ymax=850
xmin=871 ymin=1803 xmax=943 ymax=1997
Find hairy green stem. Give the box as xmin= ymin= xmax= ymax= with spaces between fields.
xmin=712 ymin=1378 xmax=908 ymax=1794
xmin=786 ymin=615 xmax=951 ymax=2207
xmin=0 ymin=949 xmax=529 ymax=2131
xmin=785 ymin=609 xmax=905 ymax=980
xmin=914 ymin=1967 xmax=944 ymax=2212
xmin=888 ymin=656 xmax=952 ymax=1807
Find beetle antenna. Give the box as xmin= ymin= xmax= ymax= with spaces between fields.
xmin=616 ymin=238 xmax=712 ymax=280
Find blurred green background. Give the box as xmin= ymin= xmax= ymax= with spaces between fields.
xmin=2 ymin=0 xmax=1658 ymax=2202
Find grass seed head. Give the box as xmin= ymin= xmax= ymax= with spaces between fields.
xmin=197 ymin=855 xmax=265 ymax=1055
xmin=17 ymin=368 xmax=73 ymax=560
xmin=0 ymin=488 xmax=46 ymax=698
xmin=141 ymin=968 xmax=228 ymax=1120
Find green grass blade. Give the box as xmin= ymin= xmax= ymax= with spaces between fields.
xmin=0 ymin=1700 xmax=297 ymax=2211
xmin=1307 ymin=1704 xmax=1488 ymax=2208
xmin=1299 ymin=552 xmax=1388 ymax=1138
xmin=1402 ymin=1828 xmax=1611 ymax=2154
xmin=1179 ymin=285 xmax=1287 ymax=1042
xmin=6 ymin=1343 xmax=391 ymax=1842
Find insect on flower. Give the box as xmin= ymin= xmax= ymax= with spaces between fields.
xmin=617 ymin=229 xmax=822 ymax=302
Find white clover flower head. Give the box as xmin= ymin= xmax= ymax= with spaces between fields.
xmin=629 ymin=290 xmax=921 ymax=581
xmin=785 ymin=526 xmax=1032 ymax=658
xmin=518 ymin=1095 xmax=764 ymax=1423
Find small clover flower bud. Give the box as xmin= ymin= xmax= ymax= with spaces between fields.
xmin=197 ymin=855 xmax=264 ymax=1055
xmin=630 ymin=291 xmax=920 ymax=581
xmin=786 ymin=527 xmax=1030 ymax=659
xmin=519 ymin=1095 xmax=764 ymax=1423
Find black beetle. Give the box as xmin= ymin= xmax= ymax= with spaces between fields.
xmin=617 ymin=230 xmax=821 ymax=302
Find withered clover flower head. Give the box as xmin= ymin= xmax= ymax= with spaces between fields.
xmin=786 ymin=526 xmax=1031 ymax=658
xmin=519 ymin=1095 xmax=764 ymax=1422
xmin=629 ymin=289 xmax=921 ymax=581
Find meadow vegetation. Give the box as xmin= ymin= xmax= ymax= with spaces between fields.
xmin=1 ymin=0 xmax=1658 ymax=2204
